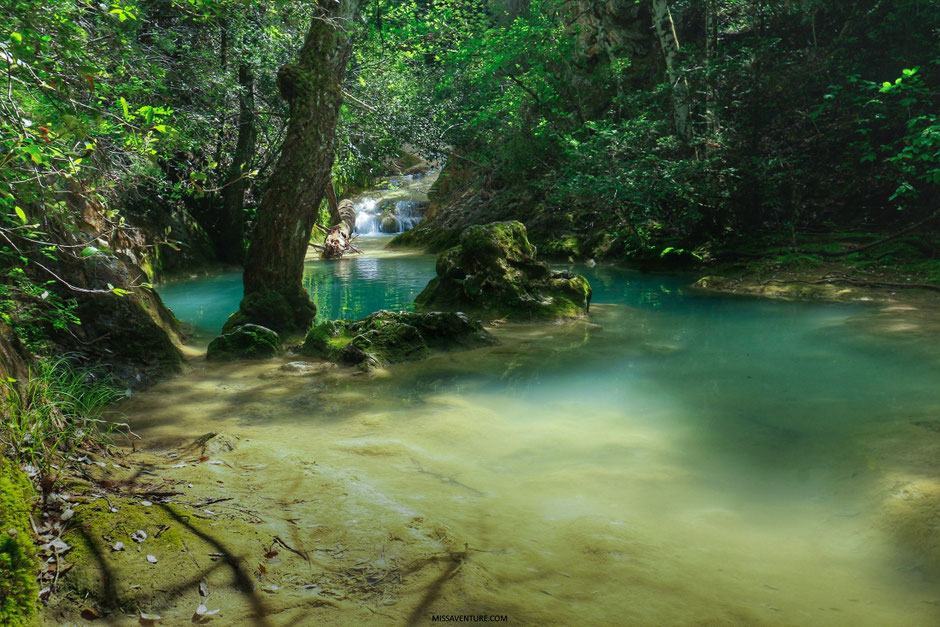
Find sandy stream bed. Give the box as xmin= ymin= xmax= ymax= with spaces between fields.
xmin=43 ymin=284 xmax=940 ymax=626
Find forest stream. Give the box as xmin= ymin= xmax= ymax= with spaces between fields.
xmin=81 ymin=211 xmax=940 ymax=625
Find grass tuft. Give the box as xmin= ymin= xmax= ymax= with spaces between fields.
xmin=1 ymin=357 xmax=123 ymax=472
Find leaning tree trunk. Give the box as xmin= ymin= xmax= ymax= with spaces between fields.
xmin=218 ymin=62 xmax=256 ymax=264
xmin=321 ymin=198 xmax=357 ymax=258
xmin=233 ymin=0 xmax=362 ymax=334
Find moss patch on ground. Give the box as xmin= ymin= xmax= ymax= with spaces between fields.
xmin=50 ymin=459 xmax=270 ymax=621
xmin=0 ymin=458 xmax=39 ymax=626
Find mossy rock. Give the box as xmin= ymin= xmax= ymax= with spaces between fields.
xmin=301 ymin=310 xmax=496 ymax=369
xmin=206 ymin=324 xmax=282 ymax=362
xmin=0 ymin=459 xmax=39 ymax=626
xmin=414 ymin=221 xmax=592 ymax=321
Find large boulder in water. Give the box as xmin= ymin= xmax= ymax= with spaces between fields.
xmin=301 ymin=310 xmax=496 ymax=369
xmin=206 ymin=324 xmax=282 ymax=362
xmin=414 ymin=221 xmax=591 ymax=321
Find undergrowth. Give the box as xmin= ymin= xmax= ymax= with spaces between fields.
xmin=1 ymin=358 xmax=124 ymax=472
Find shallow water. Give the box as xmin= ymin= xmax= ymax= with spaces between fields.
xmin=142 ymin=239 xmax=940 ymax=625
xmin=158 ymin=236 xmax=436 ymax=340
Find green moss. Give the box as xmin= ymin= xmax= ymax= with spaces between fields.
xmin=540 ymin=235 xmax=581 ymax=258
xmin=207 ymin=324 xmax=282 ymax=362
xmin=415 ymin=221 xmax=591 ymax=321
xmin=388 ymin=224 xmax=462 ymax=253
xmin=0 ymin=459 xmax=39 ymax=626
xmin=302 ymin=311 xmax=495 ymax=369
xmin=300 ymin=320 xmax=351 ymax=360
xmin=62 ymin=494 xmax=262 ymax=611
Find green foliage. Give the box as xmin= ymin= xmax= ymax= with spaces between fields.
xmin=360 ymin=0 xmax=938 ymax=261
xmin=1 ymin=358 xmax=123 ymax=473
xmin=0 ymin=281 xmax=80 ymax=353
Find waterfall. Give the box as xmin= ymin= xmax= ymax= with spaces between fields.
xmin=351 ymin=173 xmax=432 ymax=235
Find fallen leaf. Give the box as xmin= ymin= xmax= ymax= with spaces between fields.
xmin=60 ymin=509 xmax=74 ymax=521
xmin=112 ymin=542 xmax=125 ymax=552
xmin=80 ymin=608 xmax=100 ymax=620
xmin=146 ymin=554 xmax=158 ymax=563
xmin=207 ymin=460 xmax=223 ymax=465
xmin=50 ymin=539 xmax=70 ymax=553
xmin=264 ymin=550 xmax=279 ymax=559
xmin=171 ymin=462 xmax=186 ymax=469
xmin=131 ymin=530 xmax=147 ymax=543
xmin=262 ymin=585 xmax=278 ymax=593
xmin=141 ymin=500 xmax=153 ymax=507
xmin=198 ymin=580 xmax=209 ymax=597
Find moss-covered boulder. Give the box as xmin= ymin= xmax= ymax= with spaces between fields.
xmin=206 ymin=324 xmax=282 ymax=362
xmin=301 ymin=310 xmax=496 ymax=369
xmin=0 ymin=459 xmax=39 ymax=626
xmin=414 ymin=221 xmax=591 ymax=320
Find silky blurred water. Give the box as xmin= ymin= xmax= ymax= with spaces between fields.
xmin=147 ymin=241 xmax=940 ymax=624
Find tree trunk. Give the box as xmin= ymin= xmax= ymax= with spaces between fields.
xmin=651 ymin=0 xmax=690 ymax=141
xmin=214 ymin=19 xmax=228 ymax=168
xmin=704 ymin=0 xmax=718 ymax=144
xmin=234 ymin=0 xmax=362 ymax=334
xmin=218 ymin=62 xmax=256 ymax=264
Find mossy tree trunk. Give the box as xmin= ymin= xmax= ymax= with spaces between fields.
xmin=218 ymin=62 xmax=256 ymax=264
xmin=235 ymin=1 xmax=362 ymax=334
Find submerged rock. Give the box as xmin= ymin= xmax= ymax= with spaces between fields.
xmin=190 ymin=432 xmax=237 ymax=456
xmin=206 ymin=324 xmax=282 ymax=362
xmin=279 ymin=361 xmax=337 ymax=376
xmin=301 ymin=310 xmax=497 ymax=369
xmin=414 ymin=221 xmax=591 ymax=321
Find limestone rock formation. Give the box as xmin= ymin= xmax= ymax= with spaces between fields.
xmin=415 ymin=221 xmax=591 ymax=321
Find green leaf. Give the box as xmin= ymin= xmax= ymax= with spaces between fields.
xmin=14 ymin=206 xmax=27 ymax=224
xmin=10 ymin=32 xmax=22 ymax=43
xmin=111 ymin=287 xmax=131 ymax=296
xmin=119 ymin=97 xmax=130 ymax=120
xmin=80 ymin=246 xmax=99 ymax=257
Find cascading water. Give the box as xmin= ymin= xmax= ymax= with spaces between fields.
xmin=354 ymin=198 xmax=426 ymax=234
xmin=352 ymin=171 xmax=437 ymax=235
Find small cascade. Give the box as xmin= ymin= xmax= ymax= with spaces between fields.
xmin=351 ymin=171 xmax=436 ymax=235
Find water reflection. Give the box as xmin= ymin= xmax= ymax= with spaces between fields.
xmin=145 ymin=251 xmax=940 ymax=625
xmin=157 ymin=244 xmax=436 ymax=340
